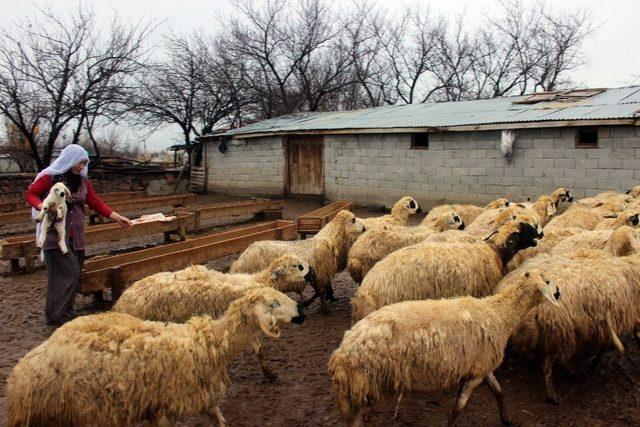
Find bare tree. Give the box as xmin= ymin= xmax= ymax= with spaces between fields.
xmin=0 ymin=5 xmax=151 ymax=170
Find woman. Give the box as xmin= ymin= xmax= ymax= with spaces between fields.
xmin=25 ymin=145 xmax=133 ymax=326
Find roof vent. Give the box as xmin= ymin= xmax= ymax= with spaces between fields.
xmin=513 ymin=88 xmax=605 ymax=105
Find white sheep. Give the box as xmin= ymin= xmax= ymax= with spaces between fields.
xmin=352 ymin=215 xmax=543 ymax=321
xmin=230 ymin=209 xmax=365 ymax=310
xmin=114 ymin=255 xmax=315 ymax=381
xmin=358 ymin=196 xmax=421 ymax=229
xmin=347 ymin=210 xmax=464 ymax=283
xmin=329 ymin=269 xmax=560 ymax=426
xmin=422 ymin=197 xmax=510 ymax=226
xmin=7 ymin=287 xmax=305 ymax=427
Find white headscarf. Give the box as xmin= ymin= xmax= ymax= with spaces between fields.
xmin=32 ymin=144 xmax=90 ymax=254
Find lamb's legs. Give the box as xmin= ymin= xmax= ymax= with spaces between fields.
xmin=36 ymin=217 xmax=48 ymax=249
xmin=447 ymin=377 xmax=483 ymax=426
xmin=207 ymin=405 xmax=227 ymax=427
xmin=55 ymin=219 xmax=68 ymax=254
xmin=252 ymin=339 xmax=277 ymax=382
xmin=542 ymin=356 xmax=559 ymax=404
xmin=484 ymin=372 xmax=512 ymax=425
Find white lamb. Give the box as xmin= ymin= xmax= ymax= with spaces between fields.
xmin=35 ymin=182 xmax=71 ymax=253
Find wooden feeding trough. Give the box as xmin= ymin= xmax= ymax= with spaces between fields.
xmin=80 ymin=220 xmax=297 ymax=298
xmin=1 ymin=213 xmax=195 ymax=272
xmin=87 ymin=193 xmax=198 ymax=224
xmin=175 ymin=198 xmax=284 ymax=232
xmin=297 ymin=200 xmax=353 ymax=238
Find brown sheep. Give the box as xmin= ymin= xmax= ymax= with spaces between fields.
xmin=358 ymin=196 xmax=421 ymax=229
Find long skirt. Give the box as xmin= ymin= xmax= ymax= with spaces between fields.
xmin=43 ymin=243 xmax=85 ymax=325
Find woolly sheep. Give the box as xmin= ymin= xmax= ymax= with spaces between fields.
xmin=550 ymin=226 xmax=640 ymax=258
xmin=230 ymin=210 xmax=365 ymax=309
xmin=347 ymin=210 xmax=464 ymax=284
xmin=358 ymin=196 xmax=421 ymax=229
xmin=626 ymin=185 xmax=640 ymax=198
xmin=496 ymin=250 xmax=640 ymax=403
xmin=594 ymin=210 xmax=639 ymax=230
xmin=506 ymin=227 xmax=583 ymax=271
xmin=422 ymin=197 xmax=509 ymax=226
xmin=329 ymin=269 xmax=560 ymax=426
xmin=351 ymin=215 xmax=543 ymax=321
xmin=114 ymin=255 xmax=315 ymax=380
xmin=7 ymin=287 xmax=306 ymax=427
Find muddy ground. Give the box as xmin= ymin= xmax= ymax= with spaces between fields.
xmin=1 ymin=198 xmax=640 ymax=426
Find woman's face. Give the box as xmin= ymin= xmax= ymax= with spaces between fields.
xmin=71 ymin=161 xmax=87 ymax=175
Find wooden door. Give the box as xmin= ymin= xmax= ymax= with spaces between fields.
xmin=287 ymin=136 xmax=324 ymax=196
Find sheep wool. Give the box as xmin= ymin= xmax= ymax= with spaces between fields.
xmin=422 ymin=197 xmax=509 ymax=226
xmin=329 ymin=269 xmax=559 ymax=426
xmin=358 ymin=196 xmax=421 ymax=230
xmin=7 ymin=288 xmax=304 ymax=427
xmin=351 ymin=216 xmax=543 ymax=321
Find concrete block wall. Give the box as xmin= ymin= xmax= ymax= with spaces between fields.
xmin=206 ymin=136 xmax=285 ymax=196
xmin=324 ymin=126 xmax=640 ymax=208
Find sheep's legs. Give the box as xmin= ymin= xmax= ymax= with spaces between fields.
xmin=252 ymin=340 xmax=277 ymax=381
xmin=542 ymin=356 xmax=559 ymax=404
xmin=207 ymin=405 xmax=227 ymax=427
xmin=484 ymin=373 xmax=512 ymax=425
xmin=447 ymin=377 xmax=482 ymax=426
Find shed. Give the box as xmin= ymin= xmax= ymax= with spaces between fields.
xmin=197 ymin=86 xmax=640 ymax=207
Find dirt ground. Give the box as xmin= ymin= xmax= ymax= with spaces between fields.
xmin=2 ymin=198 xmax=640 ymax=426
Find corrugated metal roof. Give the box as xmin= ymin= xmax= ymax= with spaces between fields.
xmin=217 ymin=86 xmax=640 ymax=137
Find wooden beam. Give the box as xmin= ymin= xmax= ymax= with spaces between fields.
xmin=80 ymin=220 xmax=297 ymax=295
xmin=297 ymin=200 xmax=353 ymax=236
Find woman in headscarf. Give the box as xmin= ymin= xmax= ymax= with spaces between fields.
xmin=25 ymin=144 xmax=133 ymax=326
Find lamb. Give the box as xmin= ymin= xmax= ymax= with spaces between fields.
xmin=351 ymin=215 xmax=543 ymax=321
xmin=422 ymin=197 xmax=509 ymax=226
xmin=230 ymin=209 xmax=366 ymax=309
xmin=35 ymin=182 xmax=71 ymax=253
xmin=347 ymin=210 xmax=464 ymax=283
xmin=7 ymin=287 xmax=305 ymax=427
xmin=113 ymin=255 xmax=315 ymax=381
xmin=358 ymin=196 xmax=421 ymax=229
xmin=329 ymin=269 xmax=560 ymax=426
xmin=496 ymin=250 xmax=640 ymax=403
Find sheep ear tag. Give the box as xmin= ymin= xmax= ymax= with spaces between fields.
xmin=253 ymin=305 xmax=281 ymax=339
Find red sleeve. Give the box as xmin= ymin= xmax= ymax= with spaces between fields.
xmin=25 ymin=175 xmax=53 ymax=209
xmin=85 ymin=180 xmax=114 ymax=218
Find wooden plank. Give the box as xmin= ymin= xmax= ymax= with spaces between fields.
xmin=80 ymin=220 xmax=297 ymax=294
xmin=88 ymin=193 xmax=197 ymax=215
xmin=175 ymin=199 xmax=284 ymax=232
xmin=0 ymin=191 xmax=143 ymax=214
xmin=297 ymin=200 xmax=353 ymax=234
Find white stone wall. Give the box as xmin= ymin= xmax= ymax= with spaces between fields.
xmin=206 ymin=136 xmax=285 ymax=196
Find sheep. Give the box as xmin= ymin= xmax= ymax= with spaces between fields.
xmin=230 ymin=209 xmax=366 ymax=309
xmin=465 ymin=205 xmax=529 ymax=236
xmin=544 ymin=200 xmax=632 ymax=233
xmin=113 ymin=255 xmax=315 ymax=381
xmin=496 ymin=250 xmax=640 ymax=403
xmin=422 ymin=197 xmax=510 ymax=226
xmin=329 ymin=269 xmax=560 ymax=426
xmin=506 ymin=227 xmax=583 ymax=271
xmin=351 ymin=215 xmax=543 ymax=321
xmin=594 ymin=210 xmax=639 ymax=230
xmin=550 ymin=226 xmax=640 ymax=258
xmin=346 ymin=210 xmax=464 ymax=284
xmin=626 ymin=185 xmax=640 ymax=198
xmin=358 ymin=196 xmax=421 ymax=229
xmin=7 ymin=287 xmax=305 ymax=427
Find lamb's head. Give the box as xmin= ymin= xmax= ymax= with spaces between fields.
xmin=522 ymin=269 xmax=560 ymax=307
xmin=484 ymin=215 xmax=543 ymax=263
xmin=244 ymin=288 xmax=305 ymax=339
xmin=625 ymin=185 xmax=640 ymax=198
xmin=551 ymin=187 xmax=573 ymax=205
xmin=50 ymin=182 xmax=71 ymax=201
xmin=446 ymin=211 xmax=465 ymax=230
xmin=486 ymin=197 xmax=510 ymax=209
xmin=267 ymin=254 xmax=316 ymax=286
xmin=391 ymin=196 xmax=422 ymax=218
xmin=334 ymin=210 xmax=366 ymax=237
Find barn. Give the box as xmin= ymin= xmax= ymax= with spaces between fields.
xmin=196 ymin=86 xmax=640 ymax=208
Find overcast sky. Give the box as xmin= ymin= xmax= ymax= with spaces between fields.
xmin=2 ymin=0 xmax=639 ymax=151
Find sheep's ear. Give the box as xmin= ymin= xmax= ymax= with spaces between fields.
xmin=546 ymin=201 xmax=557 ymax=216
xmin=65 ymin=187 xmax=71 ymax=197
xmin=252 ymin=304 xmax=281 ymax=339
xmin=603 ymin=213 xmax=618 ymax=219
xmin=269 ymin=265 xmax=286 ymax=280
xmin=483 ymin=230 xmax=499 ymax=241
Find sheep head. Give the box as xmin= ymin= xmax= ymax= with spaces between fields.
xmin=523 ymin=270 xmax=560 ymax=307
xmin=486 ymin=197 xmax=510 ymax=209
xmin=51 ymin=182 xmax=71 ymax=200
xmin=625 ymin=185 xmax=640 ymax=198
xmin=551 ymin=187 xmax=573 ymax=204
xmin=391 ymin=196 xmax=422 ymax=218
xmin=484 ymin=215 xmax=543 ymax=265
xmin=247 ymin=288 xmax=305 ymax=339
xmin=334 ymin=210 xmax=366 ymax=237
xmin=267 ymin=254 xmax=316 ymax=285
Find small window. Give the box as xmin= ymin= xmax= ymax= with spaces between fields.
xmin=575 ymin=127 xmax=598 ymax=148
xmin=411 ymin=133 xmax=429 ymax=149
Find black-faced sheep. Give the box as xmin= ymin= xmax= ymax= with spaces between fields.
xmin=351 ymin=215 xmax=543 ymax=321
xmin=346 ymin=210 xmax=464 ymax=284
xmin=422 ymin=197 xmax=509 ymax=226
xmin=114 ymin=255 xmax=315 ymax=381
xmin=230 ymin=209 xmax=365 ymax=310
xmin=329 ymin=269 xmax=560 ymax=426
xmin=7 ymin=287 xmax=305 ymax=427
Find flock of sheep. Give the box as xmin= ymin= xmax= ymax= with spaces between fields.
xmin=6 ymin=185 xmax=640 ymax=426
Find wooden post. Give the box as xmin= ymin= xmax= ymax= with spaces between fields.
xmin=110 ymin=267 xmax=124 ymax=301
xmin=10 ymin=259 xmax=20 ymax=272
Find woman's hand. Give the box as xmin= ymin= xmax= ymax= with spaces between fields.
xmin=109 ymin=212 xmax=133 ymax=230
